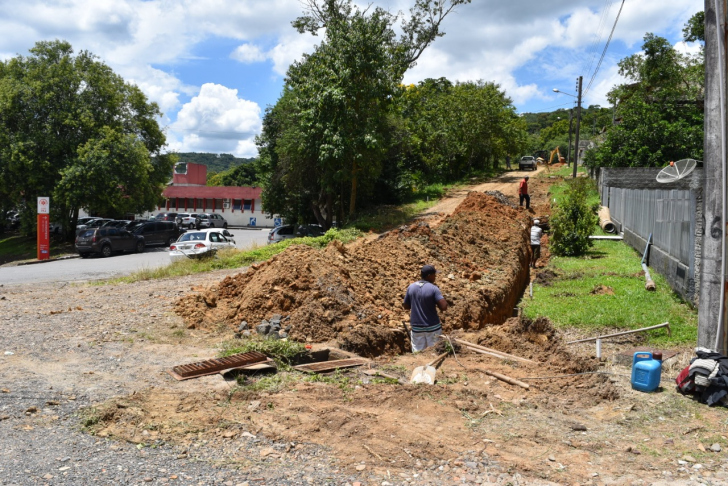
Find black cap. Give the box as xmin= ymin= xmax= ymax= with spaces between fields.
xmin=421 ymin=265 xmax=438 ymax=278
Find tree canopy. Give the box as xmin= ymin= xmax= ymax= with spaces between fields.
xmin=0 ymin=40 xmax=174 ymax=235
xmin=584 ymin=13 xmax=704 ymax=168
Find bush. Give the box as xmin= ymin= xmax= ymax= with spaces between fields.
xmin=550 ymin=178 xmax=599 ymax=256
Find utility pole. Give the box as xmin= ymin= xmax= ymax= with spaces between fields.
xmin=572 ymin=76 xmax=583 ymax=179
xmin=567 ymin=109 xmax=573 ymax=167
xmin=698 ymin=0 xmax=728 ymax=353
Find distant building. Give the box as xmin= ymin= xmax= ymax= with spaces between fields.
xmin=141 ymin=162 xmax=277 ymax=227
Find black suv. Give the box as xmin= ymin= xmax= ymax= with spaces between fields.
xmin=75 ymin=227 xmax=145 ymax=258
xmin=154 ymin=212 xmax=179 ymax=222
xmin=132 ymin=221 xmax=183 ymax=247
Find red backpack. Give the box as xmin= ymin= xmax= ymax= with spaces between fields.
xmin=676 ymin=365 xmax=695 ymax=394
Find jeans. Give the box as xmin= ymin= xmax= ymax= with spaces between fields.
xmin=519 ymin=194 xmax=530 ymax=209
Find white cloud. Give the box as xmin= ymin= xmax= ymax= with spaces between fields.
xmin=170 ymin=83 xmax=262 ymax=157
xmin=231 ymin=44 xmax=267 ymax=63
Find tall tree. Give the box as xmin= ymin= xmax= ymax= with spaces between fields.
xmin=584 ymin=29 xmax=704 ymax=168
xmin=261 ymin=0 xmax=470 ymax=227
xmin=0 ymin=40 xmax=173 ymax=235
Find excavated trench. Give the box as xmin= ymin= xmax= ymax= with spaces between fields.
xmin=175 ymin=192 xmax=533 ymax=358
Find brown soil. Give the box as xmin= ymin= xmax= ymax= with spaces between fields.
xmin=591 ymin=285 xmax=615 ymax=296
xmin=175 ymin=192 xmax=532 ymax=357
xmin=58 ymin=170 xmax=727 ymax=484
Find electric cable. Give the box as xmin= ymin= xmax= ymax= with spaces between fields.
xmin=584 ymin=0 xmax=626 ymax=97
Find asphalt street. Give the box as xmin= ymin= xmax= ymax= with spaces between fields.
xmin=0 ymin=228 xmax=271 ymax=285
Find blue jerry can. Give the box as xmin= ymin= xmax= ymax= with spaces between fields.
xmin=631 ymin=351 xmax=662 ymax=392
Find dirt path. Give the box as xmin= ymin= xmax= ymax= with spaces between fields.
xmin=421 ymin=166 xmax=547 ymax=226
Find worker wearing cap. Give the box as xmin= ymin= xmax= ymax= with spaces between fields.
xmin=403 ymin=265 xmax=448 ymax=352
xmin=519 ymin=176 xmax=530 ymax=209
xmin=530 ymin=219 xmax=543 ymax=268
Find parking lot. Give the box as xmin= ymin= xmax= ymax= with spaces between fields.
xmin=0 ymin=227 xmax=271 ymax=285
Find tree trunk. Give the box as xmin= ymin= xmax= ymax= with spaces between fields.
xmin=349 ymin=160 xmax=358 ymax=216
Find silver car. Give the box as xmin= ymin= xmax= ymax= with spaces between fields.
xmin=194 ymin=213 xmax=228 ymax=229
xmin=175 ymin=213 xmax=199 ymax=229
xmin=519 ymin=156 xmax=537 ymax=171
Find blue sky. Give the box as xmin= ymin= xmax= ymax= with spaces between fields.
xmin=0 ymin=0 xmax=702 ymax=158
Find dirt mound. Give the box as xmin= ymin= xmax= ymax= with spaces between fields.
xmin=534 ymin=268 xmax=558 ymax=286
xmin=175 ymin=192 xmax=532 ymax=356
xmin=467 ymin=317 xmax=618 ymax=405
xmin=591 ymin=285 xmax=615 ymax=295
xmin=482 ymin=190 xmax=515 ymax=208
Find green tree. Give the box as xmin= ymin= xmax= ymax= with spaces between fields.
xmin=260 ymin=0 xmax=470 ymax=227
xmin=0 ymin=40 xmax=173 ymax=236
xmin=550 ymin=178 xmax=599 ymax=256
xmin=584 ymin=31 xmax=704 ymax=168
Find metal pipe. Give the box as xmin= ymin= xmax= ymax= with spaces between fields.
xmin=641 ymin=233 xmax=655 ymax=290
xmin=566 ymin=322 xmax=670 ymax=344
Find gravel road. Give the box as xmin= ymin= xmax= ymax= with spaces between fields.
xmin=0 ymin=228 xmax=270 ymax=285
xmin=0 ymin=270 xmax=549 ymax=486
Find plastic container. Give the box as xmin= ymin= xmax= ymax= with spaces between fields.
xmin=631 ymin=351 xmax=662 ymax=392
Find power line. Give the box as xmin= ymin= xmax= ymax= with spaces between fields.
xmin=584 ymin=0 xmax=626 ymax=97
xmin=581 ymin=0 xmax=614 ymax=77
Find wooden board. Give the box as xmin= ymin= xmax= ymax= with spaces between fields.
xmin=294 ymin=358 xmax=370 ymax=373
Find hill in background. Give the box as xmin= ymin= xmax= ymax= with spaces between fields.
xmin=175 ymin=152 xmax=256 ymax=174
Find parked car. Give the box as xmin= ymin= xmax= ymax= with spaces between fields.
xmin=132 ymin=221 xmax=183 ymax=247
xmin=267 ymin=225 xmax=296 ymax=244
xmin=50 ymin=221 xmax=62 ymax=234
xmin=75 ymin=227 xmax=145 ymax=258
xmin=102 ymin=220 xmax=132 ymax=228
xmin=154 ymin=212 xmax=179 ymax=222
xmin=194 ymin=213 xmax=228 ymax=229
xmin=125 ymin=219 xmax=148 ymax=232
xmin=267 ymin=224 xmax=324 ymax=244
xmin=169 ymin=229 xmax=236 ymax=262
xmin=175 ymin=213 xmax=199 ymax=229
xmin=76 ymin=218 xmax=113 ymax=234
xmin=519 ymin=156 xmax=537 ymax=171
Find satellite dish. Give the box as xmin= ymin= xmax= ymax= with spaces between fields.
xmin=656 ymin=159 xmax=699 ymax=183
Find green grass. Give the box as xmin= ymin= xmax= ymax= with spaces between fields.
xmin=539 ymin=163 xmax=589 ymax=179
xmin=110 ymin=227 xmax=361 ymax=284
xmin=521 ymin=239 xmax=697 ymax=345
xmin=219 ymin=335 xmax=307 ymax=369
xmin=0 ymin=233 xmax=75 ymax=264
xmin=348 ymin=182 xmax=449 ymax=232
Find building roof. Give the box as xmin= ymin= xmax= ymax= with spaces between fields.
xmin=162 ymin=186 xmax=262 ymax=199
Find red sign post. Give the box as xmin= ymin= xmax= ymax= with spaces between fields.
xmin=37 ymin=197 xmax=50 ymax=260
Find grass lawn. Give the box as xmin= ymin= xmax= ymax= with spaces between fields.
xmin=521 ymin=239 xmax=697 ymax=346
xmin=0 ymin=232 xmax=75 ymax=264
xmin=111 ymin=228 xmax=362 ymax=284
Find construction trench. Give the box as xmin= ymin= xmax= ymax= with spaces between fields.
xmin=87 ymin=189 xmax=677 ymax=483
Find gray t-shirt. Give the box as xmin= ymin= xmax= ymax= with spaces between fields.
xmin=404 ymin=281 xmax=444 ymax=332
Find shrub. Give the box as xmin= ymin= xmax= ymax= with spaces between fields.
xmin=550 ymin=178 xmax=599 ymax=256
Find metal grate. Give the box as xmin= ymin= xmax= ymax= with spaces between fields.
xmin=169 ymin=351 xmax=267 ymax=380
xmin=294 ymin=358 xmax=369 ymax=373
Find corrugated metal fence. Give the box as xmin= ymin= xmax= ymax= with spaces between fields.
xmin=603 ymin=187 xmax=696 ymax=272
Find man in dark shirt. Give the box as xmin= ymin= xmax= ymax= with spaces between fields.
xmin=403 ymin=264 xmax=448 ymax=352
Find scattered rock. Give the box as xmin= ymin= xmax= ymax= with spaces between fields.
xmin=256 ymin=323 xmax=271 ymax=335
xmin=712 ymin=443 xmax=722 ymax=452
xmin=238 ymin=321 xmax=248 ymax=332
xmin=570 ymin=423 xmax=587 ymax=431
xmin=682 ymin=455 xmax=697 ymax=463
xmin=259 ymin=447 xmax=276 ymax=458
xmin=355 ymin=464 xmax=366 ymax=471
xmin=548 ymin=455 xmax=555 ymax=462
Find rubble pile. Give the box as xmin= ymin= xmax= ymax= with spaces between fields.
xmin=175 ymin=192 xmax=533 ymax=356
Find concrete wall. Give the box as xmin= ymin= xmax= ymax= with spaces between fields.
xmin=593 ymin=167 xmax=703 ymax=305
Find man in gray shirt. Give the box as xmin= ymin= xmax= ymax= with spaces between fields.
xmin=403 ymin=264 xmax=448 ymax=352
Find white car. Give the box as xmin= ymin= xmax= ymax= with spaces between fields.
xmin=169 ymin=229 xmax=236 ymax=262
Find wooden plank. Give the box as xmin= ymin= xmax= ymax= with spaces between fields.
xmin=294 ymin=358 xmax=370 ymax=373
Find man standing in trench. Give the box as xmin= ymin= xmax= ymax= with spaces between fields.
xmin=531 ymin=219 xmax=543 ymax=268
xmin=519 ymin=176 xmax=530 ymax=209
xmin=403 ymin=265 xmax=448 ymax=352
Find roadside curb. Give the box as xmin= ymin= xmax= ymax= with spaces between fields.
xmin=16 ymin=255 xmax=80 ymax=266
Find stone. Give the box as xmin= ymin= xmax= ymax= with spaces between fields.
xmin=279 ymin=332 xmax=288 ymax=339
xmin=548 ymin=455 xmax=556 ymax=462
xmin=465 ymin=462 xmax=478 ymax=469
xmin=242 ymin=330 xmax=251 ymax=337
xmin=570 ymin=423 xmax=587 ymax=431
xmin=241 ymin=431 xmax=255 ymax=438
xmin=683 ymin=455 xmax=697 ymax=463
xmin=259 ymin=447 xmax=276 ymax=457
xmin=256 ymin=323 xmax=271 ymax=335
xmin=711 ymin=443 xmax=722 ymax=453
xmin=144 ymin=478 xmax=153 ymax=482
xmin=238 ymin=321 xmax=248 ymax=331
xmin=247 ymin=400 xmax=261 ymax=411
xmin=355 ymin=464 xmax=366 ymax=471
xmin=43 ymin=474 xmax=53 ymax=480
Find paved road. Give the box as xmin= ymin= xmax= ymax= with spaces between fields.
xmin=0 ymin=228 xmax=271 ymax=285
